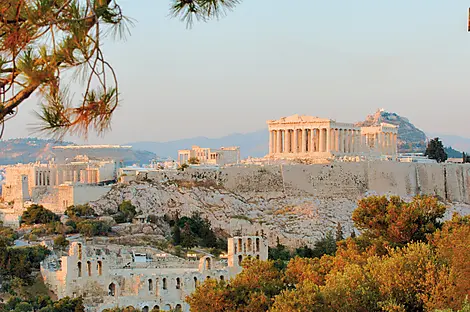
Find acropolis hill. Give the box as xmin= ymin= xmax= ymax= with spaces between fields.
xmin=91 ymin=162 xmax=470 ymax=247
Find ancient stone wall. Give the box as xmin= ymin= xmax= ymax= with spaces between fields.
xmin=143 ymin=162 xmax=470 ymax=204
xmin=94 ymin=163 xmax=470 ymax=248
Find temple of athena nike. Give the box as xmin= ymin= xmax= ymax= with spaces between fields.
xmin=267 ymin=114 xmax=398 ymax=162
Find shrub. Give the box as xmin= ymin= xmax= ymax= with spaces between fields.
xmin=21 ymin=205 xmax=59 ymax=225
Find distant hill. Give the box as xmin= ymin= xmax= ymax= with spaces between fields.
xmin=0 ymin=138 xmax=156 ymax=165
xmin=427 ymin=134 xmax=470 ymax=155
xmin=129 ymin=110 xmax=434 ymax=158
xmin=444 ymin=146 xmax=464 ymax=159
xmin=356 ymin=109 xmax=427 ymax=153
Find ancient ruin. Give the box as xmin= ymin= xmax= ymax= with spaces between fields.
xmin=1 ymin=156 xmax=117 ymax=214
xmin=178 ymin=146 xmax=240 ymax=166
xmin=41 ymin=236 xmax=268 ymax=311
xmin=267 ymin=114 xmax=398 ymax=161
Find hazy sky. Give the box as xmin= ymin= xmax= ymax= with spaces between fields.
xmin=3 ymin=0 xmax=470 ymax=144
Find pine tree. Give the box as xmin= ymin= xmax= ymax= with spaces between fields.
xmin=181 ymin=222 xmax=197 ymax=250
xmin=0 ymin=0 xmax=240 ymax=138
xmin=172 ymin=225 xmax=181 ymax=246
xmin=335 ymin=223 xmax=344 ymax=242
xmin=425 ymin=138 xmax=448 ymax=163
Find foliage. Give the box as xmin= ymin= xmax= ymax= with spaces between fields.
xmin=172 ymin=224 xmax=181 ymax=245
xmin=269 ymin=232 xmax=338 ymax=269
xmin=463 ymin=152 xmax=470 ymax=163
xmin=53 ymin=235 xmax=69 ymax=250
xmin=187 ymin=258 xmax=284 ymax=312
xmin=64 ymin=204 xmax=96 ymax=219
xmin=0 ymin=246 xmax=50 ymax=286
xmin=169 ymin=212 xmax=223 ymax=250
xmin=268 ymin=237 xmax=291 ymax=270
xmin=425 ymin=138 xmax=448 ymax=163
xmin=352 ymin=195 xmax=446 ymax=248
xmin=76 ymin=220 xmax=111 ymax=237
xmin=187 ymin=195 xmax=469 ymax=312
xmin=181 ymin=222 xmax=197 ymax=250
xmin=21 ymin=205 xmax=59 ymax=225
xmin=0 ymin=296 xmax=84 ymax=312
xmin=188 ymin=157 xmax=200 ymax=165
xmin=178 ymin=163 xmax=189 ymax=171
xmin=0 ymin=0 xmax=239 ymax=138
xmin=113 ymin=200 xmax=137 ymax=223
xmin=335 ymin=222 xmax=344 ymax=241
xmin=0 ymin=222 xmax=18 ymax=247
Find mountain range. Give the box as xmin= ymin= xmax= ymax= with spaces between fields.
xmin=1 ymin=110 xmax=468 ymax=164
xmin=128 ymin=110 xmax=469 ymax=159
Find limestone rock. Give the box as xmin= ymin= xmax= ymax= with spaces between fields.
xmin=91 ymin=163 xmax=470 ymax=247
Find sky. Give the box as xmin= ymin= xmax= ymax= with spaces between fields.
xmin=3 ymin=0 xmax=470 ymax=144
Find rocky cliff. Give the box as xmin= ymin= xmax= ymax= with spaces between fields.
xmin=356 ymin=109 xmax=427 ymax=153
xmin=90 ymin=163 xmax=470 ymax=247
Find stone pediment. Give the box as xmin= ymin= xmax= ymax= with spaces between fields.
xmin=268 ymin=114 xmax=331 ymax=124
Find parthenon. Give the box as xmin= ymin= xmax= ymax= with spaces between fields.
xmin=267 ymin=115 xmax=398 ymax=160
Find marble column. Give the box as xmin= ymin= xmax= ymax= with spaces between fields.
xmin=269 ymin=131 xmax=273 ymax=155
xmin=338 ymin=129 xmax=344 ymax=153
xmin=350 ymin=130 xmax=355 ymax=154
xmin=393 ymin=134 xmax=398 ymax=154
xmin=356 ymin=131 xmax=360 ymax=153
xmin=326 ymin=128 xmax=331 ymax=153
xmin=318 ymin=129 xmax=324 ymax=153
xmin=277 ymin=130 xmax=282 ymax=154
xmin=334 ymin=129 xmax=339 ymax=152
xmin=387 ymin=132 xmax=392 ymax=155
xmin=311 ymin=129 xmax=316 ymax=153
xmin=345 ymin=130 xmax=350 ymax=154
xmin=301 ymin=129 xmax=307 ymax=153
xmin=293 ymin=129 xmax=298 ymax=154
xmin=285 ymin=129 xmax=291 ymax=153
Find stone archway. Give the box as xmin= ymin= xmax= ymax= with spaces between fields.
xmin=108 ymin=283 xmax=116 ymax=296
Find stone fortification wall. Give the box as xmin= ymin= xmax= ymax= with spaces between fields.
xmin=93 ymin=163 xmax=470 ymax=247
xmin=140 ymin=162 xmax=469 ymax=204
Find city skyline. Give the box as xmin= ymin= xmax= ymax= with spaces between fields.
xmin=2 ymin=0 xmax=470 ymax=144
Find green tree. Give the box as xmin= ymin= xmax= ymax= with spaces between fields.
xmin=53 ymin=235 xmax=69 ymax=250
xmin=311 ymin=231 xmax=337 ymax=258
xmin=172 ymin=224 xmax=181 ymax=246
xmin=463 ymin=152 xmax=470 ymax=163
xmin=0 ymin=223 xmax=18 ymax=247
xmin=425 ymin=138 xmax=448 ymax=163
xmin=180 ymin=222 xmax=197 ymax=250
xmin=114 ymin=200 xmax=137 ymax=223
xmin=21 ymin=205 xmax=59 ymax=225
xmin=268 ymin=237 xmax=292 ymax=269
xmin=76 ymin=220 xmax=111 ymax=237
xmin=65 ymin=204 xmax=95 ymax=219
xmin=0 ymin=0 xmax=239 ymax=138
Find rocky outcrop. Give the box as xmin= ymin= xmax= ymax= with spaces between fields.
xmin=91 ymin=163 xmax=470 ymax=247
xmin=356 ymin=109 xmax=427 ymax=152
